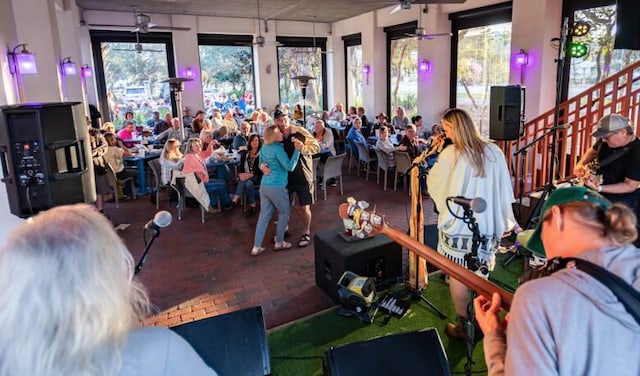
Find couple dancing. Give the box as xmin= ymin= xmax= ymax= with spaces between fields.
xmin=250 ymin=110 xmax=320 ymax=256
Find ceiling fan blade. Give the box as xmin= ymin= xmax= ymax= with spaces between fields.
xmin=421 ymin=32 xmax=453 ymax=40
xmin=149 ymin=25 xmax=192 ymax=32
xmin=88 ymin=23 xmax=134 ymax=28
xmin=389 ymin=4 xmax=402 ymax=15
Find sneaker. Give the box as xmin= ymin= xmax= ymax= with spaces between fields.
xmin=251 ymin=246 xmax=266 ymax=256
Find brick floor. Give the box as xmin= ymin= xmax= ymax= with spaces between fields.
xmin=106 ymin=167 xmax=437 ymax=329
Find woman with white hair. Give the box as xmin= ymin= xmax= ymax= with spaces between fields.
xmin=0 ymin=204 xmax=216 ymax=375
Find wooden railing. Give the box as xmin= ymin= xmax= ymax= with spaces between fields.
xmin=499 ymin=60 xmax=640 ymax=196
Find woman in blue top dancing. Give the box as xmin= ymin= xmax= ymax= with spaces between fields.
xmin=251 ymin=125 xmax=302 ymax=256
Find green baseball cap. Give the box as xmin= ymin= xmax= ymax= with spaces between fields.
xmin=526 ymin=186 xmax=611 ymax=257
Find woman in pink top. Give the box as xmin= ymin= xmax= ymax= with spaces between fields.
xmin=182 ymin=138 xmax=233 ymax=210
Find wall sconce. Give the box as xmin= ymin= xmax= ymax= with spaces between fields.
xmin=515 ymin=49 xmax=529 ymax=66
xmin=362 ymin=64 xmax=371 ymax=84
xmin=8 ymin=44 xmax=37 ymax=75
xmin=419 ymin=59 xmax=431 ymax=72
xmin=81 ymin=64 xmax=92 ymax=78
xmin=185 ymin=67 xmax=194 ymax=78
xmin=61 ymin=57 xmax=77 ymax=76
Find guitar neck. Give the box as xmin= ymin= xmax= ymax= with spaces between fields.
xmin=379 ymin=225 xmax=513 ymax=311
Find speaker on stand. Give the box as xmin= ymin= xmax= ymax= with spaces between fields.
xmin=0 ymin=102 xmax=95 ymax=218
xmin=489 ymin=85 xmax=525 ymax=141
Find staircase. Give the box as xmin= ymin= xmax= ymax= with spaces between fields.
xmin=501 ymin=60 xmax=640 ymax=196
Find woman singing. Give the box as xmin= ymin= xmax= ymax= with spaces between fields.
xmin=426 ymin=108 xmax=516 ymax=340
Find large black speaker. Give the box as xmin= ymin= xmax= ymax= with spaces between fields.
xmin=0 ymin=102 xmax=94 ymax=217
xmin=323 ymin=329 xmax=450 ymax=376
xmin=314 ymin=227 xmax=402 ymax=303
xmin=171 ymin=306 xmax=271 ymax=376
xmin=615 ymin=0 xmax=640 ymax=50
xmin=489 ymin=85 xmax=523 ymax=140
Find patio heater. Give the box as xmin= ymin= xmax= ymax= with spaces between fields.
xmin=292 ymin=75 xmax=316 ymax=123
xmin=161 ymin=77 xmax=193 ymax=140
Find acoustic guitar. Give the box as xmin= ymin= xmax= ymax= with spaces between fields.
xmin=338 ymin=203 xmax=514 ymax=311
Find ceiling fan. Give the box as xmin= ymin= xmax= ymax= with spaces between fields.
xmin=357 ymin=0 xmax=467 ymax=15
xmin=404 ymin=5 xmax=452 ymax=40
xmin=88 ymin=9 xmax=191 ymax=32
xmin=111 ymin=31 xmax=163 ymax=54
xmin=237 ymin=0 xmax=283 ymax=47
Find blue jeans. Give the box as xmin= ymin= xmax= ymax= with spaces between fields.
xmin=235 ymin=177 xmax=258 ymax=205
xmin=204 ymin=179 xmax=232 ymax=208
xmin=253 ymin=186 xmax=290 ymax=247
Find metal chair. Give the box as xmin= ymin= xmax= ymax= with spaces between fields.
xmin=374 ymin=149 xmax=394 ymax=191
xmin=394 ymin=151 xmax=412 ymax=192
xmin=319 ymin=153 xmax=346 ymax=200
xmin=355 ymin=141 xmax=377 ymax=180
xmin=171 ymin=172 xmax=219 ymax=223
xmin=147 ymin=158 xmax=170 ymax=209
xmin=346 ymin=138 xmax=359 ymax=174
xmin=105 ymin=163 xmax=136 ymax=208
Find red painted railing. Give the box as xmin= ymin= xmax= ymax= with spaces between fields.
xmin=499 ymin=60 xmax=640 ymax=196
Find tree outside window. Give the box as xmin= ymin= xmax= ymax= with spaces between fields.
xmin=389 ymin=38 xmax=418 ymax=118
xmin=278 ymin=46 xmax=324 ymax=113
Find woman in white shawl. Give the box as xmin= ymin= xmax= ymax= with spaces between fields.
xmin=427 ymin=108 xmax=516 ymax=340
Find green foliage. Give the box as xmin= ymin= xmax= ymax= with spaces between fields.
xmin=277 ymin=47 xmax=324 ymax=110
xmin=199 ymin=45 xmax=255 ymax=101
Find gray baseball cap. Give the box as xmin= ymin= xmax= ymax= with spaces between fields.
xmin=591 ymin=114 xmax=630 ymax=138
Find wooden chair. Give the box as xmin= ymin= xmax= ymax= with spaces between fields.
xmin=374 ymin=149 xmax=394 ymax=191
xmin=319 ymin=153 xmax=346 ymax=200
xmin=355 ymin=141 xmax=377 ymax=180
xmin=394 ymin=151 xmax=412 ymax=192
xmin=105 ymin=163 xmax=136 ymax=208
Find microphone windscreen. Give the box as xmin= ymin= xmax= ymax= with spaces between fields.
xmin=471 ymin=198 xmax=487 ymax=213
xmin=153 ymin=211 xmax=173 ymax=228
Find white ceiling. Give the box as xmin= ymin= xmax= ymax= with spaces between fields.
xmin=75 ymin=0 xmax=470 ymax=24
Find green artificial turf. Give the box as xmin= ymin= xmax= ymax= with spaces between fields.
xmin=268 ymin=273 xmax=490 ymax=375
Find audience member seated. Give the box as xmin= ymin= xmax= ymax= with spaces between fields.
xmin=103 ymin=132 xmax=137 ymax=196
xmin=358 ymin=107 xmax=370 ymax=135
xmin=329 ymin=102 xmax=346 ymax=122
xmin=375 ymin=125 xmax=407 ymax=168
xmin=191 ymin=110 xmax=206 ymax=135
xmin=232 ymin=105 xmax=244 ymax=124
xmin=213 ymin=125 xmax=229 ymax=141
xmin=413 ymin=115 xmax=432 ymax=139
xmin=391 ymin=106 xmax=410 ymax=131
xmin=223 ymin=110 xmax=238 ymax=135
xmin=117 ymin=120 xmax=139 ymax=148
xmin=159 ymin=138 xmax=184 ymax=186
xmin=0 ymin=204 xmax=217 ymax=375
xmin=375 ymin=112 xmax=392 ymax=134
xmin=232 ymin=134 xmax=263 ymax=216
xmin=182 ymin=138 xmax=234 ymax=211
xmin=347 ymin=106 xmax=358 ymax=123
xmin=292 ymin=104 xmax=304 ymax=123
xmin=182 ymin=106 xmax=195 ymax=127
xmin=313 ymin=119 xmax=336 ymax=157
xmin=199 ymin=129 xmax=220 ymax=151
xmin=156 ymin=118 xmax=187 ymax=143
xmin=399 ymin=124 xmax=423 ymax=160
xmin=346 ymin=117 xmax=368 ymax=146
xmin=148 ymin=111 xmax=169 ymax=135
xmin=211 ymin=109 xmax=224 ymax=130
xmin=233 ymin=122 xmax=252 ymax=151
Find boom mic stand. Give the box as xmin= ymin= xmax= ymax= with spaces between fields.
xmin=135 ymin=226 xmax=160 ymax=274
xmin=525 ymin=17 xmax=570 ymax=230
xmin=446 ymin=199 xmax=487 ymax=376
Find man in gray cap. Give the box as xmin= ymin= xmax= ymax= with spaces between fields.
xmin=575 ymin=113 xmax=640 ymax=243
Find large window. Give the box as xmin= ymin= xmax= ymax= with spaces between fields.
xmin=90 ymin=31 xmax=175 ymax=128
xmin=450 ymin=3 xmax=512 ymax=136
xmin=344 ymin=34 xmax=363 ymax=109
xmin=198 ymin=34 xmax=256 ymax=117
xmin=386 ymin=22 xmax=419 ymax=118
xmin=277 ymin=37 xmax=327 ymax=114
xmin=567 ymin=4 xmax=640 ymax=98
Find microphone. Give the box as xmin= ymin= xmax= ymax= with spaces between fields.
xmin=447 ymin=196 xmax=487 ymax=213
xmin=144 ymin=211 xmax=173 ymax=231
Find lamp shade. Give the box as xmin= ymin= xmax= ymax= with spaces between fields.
xmin=15 ymin=53 xmax=37 ymax=74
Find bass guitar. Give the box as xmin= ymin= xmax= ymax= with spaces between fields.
xmin=338 ymin=202 xmax=514 ymax=311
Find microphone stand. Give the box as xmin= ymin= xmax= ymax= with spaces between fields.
xmin=135 ymin=227 xmax=160 ymax=274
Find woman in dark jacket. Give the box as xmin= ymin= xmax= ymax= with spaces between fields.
xmin=232 ymin=134 xmax=263 ymax=215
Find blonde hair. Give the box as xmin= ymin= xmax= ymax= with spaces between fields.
xmin=185 ymin=138 xmax=202 ymax=154
xmin=561 ymin=201 xmax=638 ymax=245
xmin=0 ymin=204 xmax=149 ymax=375
xmin=162 ymin=138 xmax=183 ymax=161
xmin=263 ymin=125 xmax=281 ymax=144
xmin=102 ymin=122 xmax=116 ymax=133
xmin=442 ymin=108 xmax=489 ymax=177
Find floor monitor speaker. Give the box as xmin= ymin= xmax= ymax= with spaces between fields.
xmin=171 ymin=306 xmax=270 ymax=376
xmin=323 ymin=328 xmax=450 ymax=376
xmin=489 ymin=85 xmax=522 ymax=141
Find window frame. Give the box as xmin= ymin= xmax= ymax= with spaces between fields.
xmin=89 ymin=30 xmax=176 ymax=123
xmin=384 ymin=21 xmax=418 ymax=116
xmin=343 ymin=33 xmax=362 ymax=109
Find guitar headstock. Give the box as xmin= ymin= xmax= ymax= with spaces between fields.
xmin=338 ymin=203 xmax=386 ymax=238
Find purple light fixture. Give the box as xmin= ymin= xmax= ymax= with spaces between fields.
xmin=419 ymin=59 xmax=431 ymax=72
xmin=515 ymin=49 xmax=529 ymax=66
xmin=61 ymin=57 xmax=77 ymax=75
xmin=362 ymin=64 xmax=371 ymax=85
xmin=185 ymin=67 xmax=193 ymax=77
xmin=9 ymin=44 xmax=37 ymax=75
xmin=81 ymin=64 xmax=92 ymax=77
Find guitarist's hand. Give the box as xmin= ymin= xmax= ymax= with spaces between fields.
xmin=474 ymin=293 xmax=507 ymax=335
xmin=574 ymin=163 xmax=588 ymax=179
